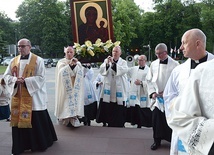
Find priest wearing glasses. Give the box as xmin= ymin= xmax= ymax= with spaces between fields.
xmin=3 ymin=38 xmax=57 ymax=155
xmin=146 ymin=43 xmax=179 ymax=150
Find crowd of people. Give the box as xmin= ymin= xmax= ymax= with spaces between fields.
xmin=1 ymin=28 xmax=214 ymax=155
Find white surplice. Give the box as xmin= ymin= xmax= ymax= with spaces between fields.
xmin=54 ymin=58 xmax=84 ymax=120
xmin=3 ymin=53 xmax=48 ymax=110
xmin=146 ymin=56 xmax=179 ymax=112
xmin=164 ymin=52 xmax=214 ymax=117
xmin=93 ymin=73 xmax=104 ymax=103
xmin=164 ymin=52 xmax=214 ymax=155
xmin=99 ymin=57 xmax=129 ymax=105
xmin=168 ymin=59 xmax=214 ymax=155
xmin=0 ymin=77 xmax=13 ymax=106
xmin=84 ymin=67 xmax=97 ymax=105
xmin=127 ymin=65 xmax=150 ymax=108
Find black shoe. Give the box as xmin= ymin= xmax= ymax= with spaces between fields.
xmin=83 ymin=121 xmax=87 ymax=126
xmin=66 ymin=122 xmax=72 ymax=127
xmin=87 ymin=120 xmax=91 ymax=126
xmin=150 ymin=142 xmax=160 ymax=150
xmin=137 ymin=125 xmax=141 ymax=128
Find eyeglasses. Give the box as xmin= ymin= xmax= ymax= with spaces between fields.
xmin=17 ymin=45 xmax=29 ymax=48
xmin=155 ymin=51 xmax=166 ymax=55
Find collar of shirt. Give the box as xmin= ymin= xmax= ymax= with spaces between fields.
xmin=20 ymin=54 xmax=30 ymax=60
xmin=190 ymin=54 xmax=208 ymax=69
xmin=160 ymin=58 xmax=168 ymax=64
xmin=113 ymin=59 xmax=118 ymax=63
xmin=139 ymin=66 xmax=145 ymax=70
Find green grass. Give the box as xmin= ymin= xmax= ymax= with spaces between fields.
xmin=0 ymin=66 xmax=7 ymax=74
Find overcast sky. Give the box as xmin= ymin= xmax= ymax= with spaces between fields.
xmin=0 ymin=0 xmax=154 ymax=20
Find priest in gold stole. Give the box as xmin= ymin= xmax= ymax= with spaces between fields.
xmin=3 ymin=38 xmax=57 ymax=155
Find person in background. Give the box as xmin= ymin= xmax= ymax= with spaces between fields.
xmin=0 ymin=78 xmax=11 ymax=121
xmin=146 ymin=43 xmax=179 ymax=150
xmin=3 ymin=38 xmax=57 ymax=155
xmin=96 ymin=46 xmax=129 ymax=127
xmin=93 ymin=73 xmax=104 ymax=104
xmin=80 ymin=63 xmax=98 ymax=126
xmin=164 ymin=28 xmax=214 ymax=155
xmin=55 ymin=46 xmax=84 ymax=127
xmin=126 ymin=55 xmax=152 ymax=128
xmin=168 ymin=59 xmax=214 ymax=155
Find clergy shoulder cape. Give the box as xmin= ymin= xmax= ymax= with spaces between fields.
xmin=127 ymin=65 xmax=150 ymax=108
xmin=54 ymin=59 xmax=84 ymax=119
xmin=99 ymin=57 xmax=129 ymax=105
xmin=3 ymin=53 xmax=48 ymax=128
xmin=84 ymin=67 xmax=97 ymax=105
xmin=168 ymin=59 xmax=214 ymax=155
xmin=163 ymin=52 xmax=214 ymax=155
xmin=93 ymin=73 xmax=104 ymax=101
xmin=164 ymin=52 xmax=214 ymax=117
xmin=146 ymin=55 xmax=179 ymax=112
xmin=55 ymin=58 xmax=70 ymax=113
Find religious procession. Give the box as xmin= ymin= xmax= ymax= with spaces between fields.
xmin=1 ymin=0 xmax=214 ymax=155
xmin=1 ymin=27 xmax=214 ymax=155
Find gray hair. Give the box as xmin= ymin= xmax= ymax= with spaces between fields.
xmin=139 ymin=55 xmax=147 ymax=61
xmin=155 ymin=43 xmax=167 ymax=52
xmin=18 ymin=38 xmax=32 ymax=46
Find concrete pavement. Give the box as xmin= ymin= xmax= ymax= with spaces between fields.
xmin=0 ymin=121 xmax=170 ymax=155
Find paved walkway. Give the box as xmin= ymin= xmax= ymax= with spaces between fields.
xmin=0 ymin=121 xmax=170 ymax=155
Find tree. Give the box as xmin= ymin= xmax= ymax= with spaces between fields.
xmin=16 ymin=0 xmax=71 ymax=58
xmin=111 ymin=0 xmax=143 ymax=54
xmin=0 ymin=12 xmax=17 ymax=58
xmin=140 ymin=0 xmax=202 ymax=60
xmin=1 ymin=0 xmax=213 ymax=60
xmin=0 ymin=12 xmax=16 ymax=44
xmin=199 ymin=1 xmax=214 ymax=52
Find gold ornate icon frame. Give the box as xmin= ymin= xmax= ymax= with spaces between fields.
xmin=70 ymin=0 xmax=114 ymax=44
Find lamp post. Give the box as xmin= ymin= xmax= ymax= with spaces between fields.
xmin=148 ymin=42 xmax=151 ymax=62
xmin=143 ymin=42 xmax=151 ymax=62
xmin=14 ymin=29 xmax=17 ymax=56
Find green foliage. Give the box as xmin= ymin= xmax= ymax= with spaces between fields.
xmin=198 ymin=2 xmax=214 ymax=52
xmin=0 ymin=12 xmax=15 ymax=44
xmin=16 ymin=0 xmax=71 ymax=58
xmin=141 ymin=0 xmax=203 ymax=60
xmin=0 ymin=0 xmax=214 ymax=61
xmin=111 ymin=0 xmax=142 ymax=49
xmin=0 ymin=12 xmax=17 ymax=58
xmin=0 ymin=66 xmax=7 ymax=74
